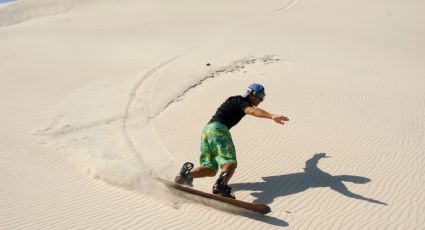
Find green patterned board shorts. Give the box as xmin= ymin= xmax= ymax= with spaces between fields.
xmin=200 ymin=122 xmax=237 ymax=172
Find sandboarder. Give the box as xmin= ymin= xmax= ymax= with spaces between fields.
xmin=175 ymin=83 xmax=289 ymax=199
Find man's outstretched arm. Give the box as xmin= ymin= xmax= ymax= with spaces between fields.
xmin=244 ymin=107 xmax=289 ymax=124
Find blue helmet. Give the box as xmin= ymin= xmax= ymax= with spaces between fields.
xmin=242 ymin=83 xmax=265 ymax=101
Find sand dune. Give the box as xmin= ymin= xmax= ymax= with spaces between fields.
xmin=1 ymin=0 xmax=425 ymax=229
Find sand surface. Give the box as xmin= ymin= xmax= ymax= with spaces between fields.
xmin=1 ymin=0 xmax=425 ymax=229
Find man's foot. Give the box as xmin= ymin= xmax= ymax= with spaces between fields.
xmin=213 ymin=184 xmax=236 ymax=199
xmin=212 ymin=171 xmax=236 ymax=199
xmin=174 ymin=162 xmax=194 ymax=187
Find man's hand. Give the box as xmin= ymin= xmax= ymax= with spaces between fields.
xmin=272 ymin=115 xmax=289 ymax=124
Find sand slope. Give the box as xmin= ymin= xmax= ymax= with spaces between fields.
xmin=1 ymin=0 xmax=425 ymax=229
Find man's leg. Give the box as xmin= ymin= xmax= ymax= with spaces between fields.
xmin=190 ymin=166 xmax=216 ymax=178
xmin=221 ymin=163 xmax=236 ymax=185
xmin=175 ymin=164 xmax=216 ymax=186
xmin=189 ymin=163 xmax=235 ymax=181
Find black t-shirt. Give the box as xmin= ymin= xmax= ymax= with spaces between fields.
xmin=208 ymin=95 xmax=252 ymax=129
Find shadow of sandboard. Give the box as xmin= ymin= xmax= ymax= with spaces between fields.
xmin=156 ymin=178 xmax=271 ymax=215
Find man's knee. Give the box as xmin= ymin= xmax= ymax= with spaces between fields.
xmin=222 ymin=163 xmax=236 ymax=172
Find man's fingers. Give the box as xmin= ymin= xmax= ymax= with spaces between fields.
xmin=275 ymin=117 xmax=285 ymax=124
xmin=272 ymin=115 xmax=289 ymax=124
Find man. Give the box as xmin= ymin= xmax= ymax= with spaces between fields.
xmin=175 ymin=83 xmax=289 ymax=199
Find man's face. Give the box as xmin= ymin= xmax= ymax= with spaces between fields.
xmin=249 ymin=94 xmax=263 ymax=107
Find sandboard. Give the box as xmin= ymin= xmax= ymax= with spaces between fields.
xmin=156 ymin=177 xmax=271 ymax=214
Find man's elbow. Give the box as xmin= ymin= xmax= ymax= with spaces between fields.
xmin=244 ymin=107 xmax=255 ymax=115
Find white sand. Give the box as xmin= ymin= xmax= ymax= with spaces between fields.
xmin=1 ymin=0 xmax=425 ymax=229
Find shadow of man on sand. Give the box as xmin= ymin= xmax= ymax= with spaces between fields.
xmin=232 ymin=153 xmax=387 ymax=205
